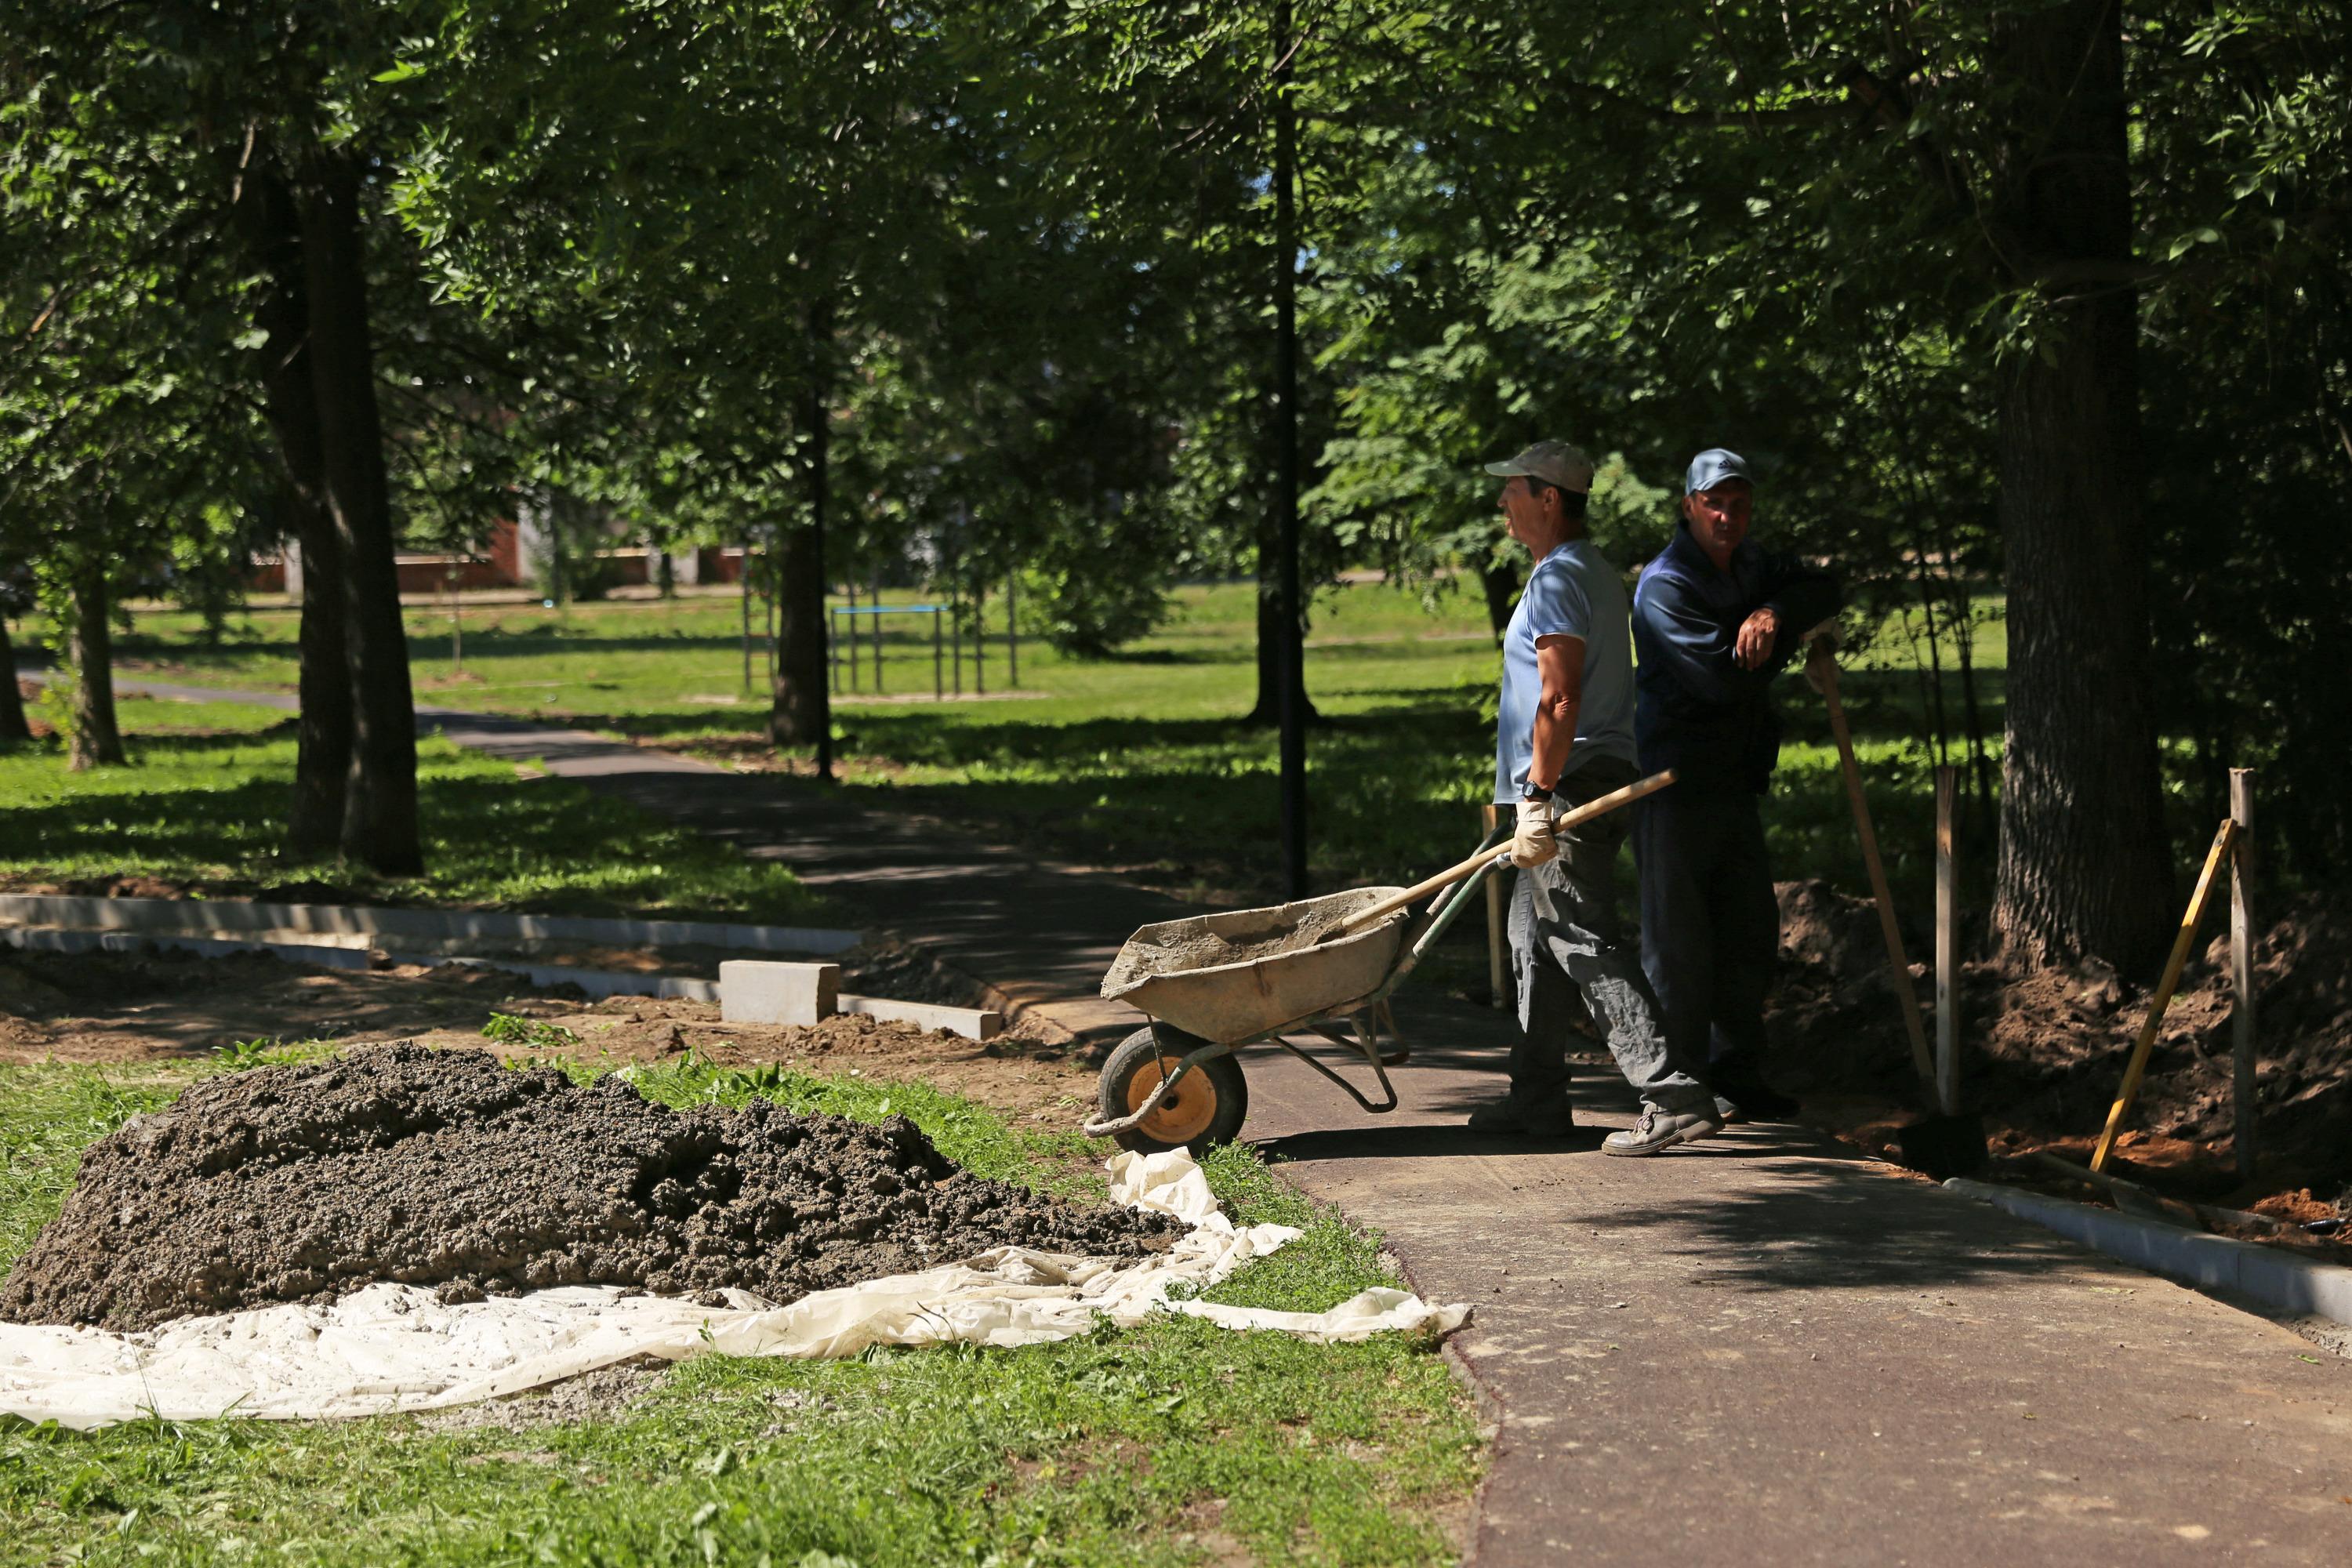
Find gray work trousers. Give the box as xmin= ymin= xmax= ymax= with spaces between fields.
xmin=1505 ymin=757 xmax=1713 ymax=1114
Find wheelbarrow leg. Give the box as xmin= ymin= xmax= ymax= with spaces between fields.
xmin=1287 ymin=1018 xmax=1402 ymax=1115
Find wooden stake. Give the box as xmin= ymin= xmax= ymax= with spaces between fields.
xmin=2230 ymin=769 xmax=2257 ymax=1181
xmin=2090 ymin=817 xmax=2239 ymax=1173
xmin=1809 ymin=643 xmax=1936 ymax=1084
xmin=1935 ymin=765 xmax=1958 ymax=1116
xmin=1481 ymin=804 xmax=1508 ymax=1011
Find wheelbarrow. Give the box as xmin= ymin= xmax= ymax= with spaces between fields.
xmin=1083 ymin=822 xmax=1531 ymax=1152
xmin=1083 ymin=768 xmax=1676 ymax=1153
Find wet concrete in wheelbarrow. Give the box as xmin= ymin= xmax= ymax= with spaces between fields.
xmin=1100 ymin=892 xmax=1381 ymax=988
xmin=1 ymin=1044 xmax=1180 ymax=1332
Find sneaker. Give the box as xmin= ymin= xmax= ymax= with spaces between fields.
xmin=1602 ymin=1103 xmax=1726 ymax=1156
xmin=1466 ymin=1097 xmax=1576 ymax=1137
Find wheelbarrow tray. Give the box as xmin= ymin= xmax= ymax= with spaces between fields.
xmin=1098 ymin=887 xmax=1409 ymax=1046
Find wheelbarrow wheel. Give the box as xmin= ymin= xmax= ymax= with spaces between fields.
xmin=1098 ymin=1025 xmax=1249 ymax=1156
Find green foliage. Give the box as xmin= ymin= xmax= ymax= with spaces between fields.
xmin=1014 ymin=550 xmax=1171 ymax=659
xmin=478 ymin=1014 xmax=579 ymax=1051
xmin=9 ymin=0 xmax=2347 ymax=924
xmin=210 ymin=1038 xmax=281 ymax=1073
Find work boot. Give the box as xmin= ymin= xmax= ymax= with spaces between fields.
xmin=1466 ymin=1094 xmax=1575 ymax=1138
xmin=1707 ymin=1058 xmax=1799 ymax=1121
xmin=1602 ymin=1102 xmax=1725 ymax=1156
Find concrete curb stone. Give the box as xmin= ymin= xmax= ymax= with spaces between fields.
xmin=1945 ymin=1177 xmax=2352 ymax=1326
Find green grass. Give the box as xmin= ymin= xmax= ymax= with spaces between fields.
xmin=0 ymin=1051 xmax=1480 ymax=1567
xmin=12 ymin=574 xmax=2014 ymax=927
xmin=0 ymin=718 xmax=826 ymax=924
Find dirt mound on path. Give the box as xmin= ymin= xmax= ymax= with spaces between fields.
xmin=1 ymin=1044 xmax=1182 ymax=1332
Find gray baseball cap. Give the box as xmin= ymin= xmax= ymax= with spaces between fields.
xmin=1684 ymin=448 xmax=1754 ymax=495
xmin=1484 ymin=440 xmax=1595 ymax=495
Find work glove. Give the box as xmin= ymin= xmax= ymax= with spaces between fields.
xmin=1509 ymin=797 xmax=1559 ymax=868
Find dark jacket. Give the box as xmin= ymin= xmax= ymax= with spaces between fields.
xmin=1632 ymin=526 xmax=1842 ymax=794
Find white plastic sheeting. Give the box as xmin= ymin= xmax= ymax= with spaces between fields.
xmin=0 ymin=1149 xmax=1468 ymax=1429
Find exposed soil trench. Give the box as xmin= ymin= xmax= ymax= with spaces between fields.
xmin=1 ymin=1044 xmax=1182 ymax=1332
xmin=1762 ymin=880 xmax=2352 ymax=1231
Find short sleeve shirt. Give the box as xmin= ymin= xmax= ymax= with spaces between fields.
xmin=1493 ymin=539 xmax=1639 ymax=804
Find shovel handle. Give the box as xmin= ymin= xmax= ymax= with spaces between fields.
xmin=1809 ymin=643 xmax=1936 ymax=1087
xmin=1337 ymin=768 xmax=1679 ymax=935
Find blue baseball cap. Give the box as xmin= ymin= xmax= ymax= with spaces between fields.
xmin=1684 ymin=448 xmax=1753 ymax=495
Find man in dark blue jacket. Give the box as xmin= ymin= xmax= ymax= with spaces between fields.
xmin=1622 ymin=449 xmax=1841 ymax=1145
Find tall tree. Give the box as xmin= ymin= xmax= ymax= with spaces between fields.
xmin=232 ymin=161 xmax=349 ymax=855
xmin=772 ymin=301 xmax=834 ymax=771
xmin=0 ymin=571 xmax=31 ymax=742
xmin=1267 ymin=0 xmax=1308 ymax=895
xmin=296 ymin=151 xmax=419 ymax=871
xmin=56 ymin=553 xmax=125 ymax=768
xmin=7 ymin=2 xmax=450 ymax=869
xmin=1983 ymin=0 xmax=2171 ymax=967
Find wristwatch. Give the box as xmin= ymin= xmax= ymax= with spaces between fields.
xmin=1519 ymin=781 xmax=1554 ymax=803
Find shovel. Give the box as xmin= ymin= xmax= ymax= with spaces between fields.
xmin=1807 ymin=639 xmax=1987 ymax=1178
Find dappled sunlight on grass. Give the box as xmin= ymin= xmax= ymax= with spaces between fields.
xmin=0 ymin=728 xmax=825 ymax=923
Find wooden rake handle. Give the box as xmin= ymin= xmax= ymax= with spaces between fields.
xmin=1336 ymin=768 xmax=1679 ymax=936
xmin=2090 ymin=817 xmax=2240 ymax=1174
xmin=1808 ymin=643 xmax=1937 ymax=1086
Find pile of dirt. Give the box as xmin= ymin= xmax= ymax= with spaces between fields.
xmin=1766 ymin=880 xmax=2352 ymax=1211
xmin=0 ymin=1044 xmax=1182 ymax=1331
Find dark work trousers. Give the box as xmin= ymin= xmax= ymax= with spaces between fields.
xmin=1632 ymin=786 xmax=1779 ymax=1077
xmin=1507 ymin=757 xmax=1714 ymax=1114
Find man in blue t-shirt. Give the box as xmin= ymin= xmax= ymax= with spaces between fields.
xmin=1475 ymin=441 xmax=1721 ymax=1154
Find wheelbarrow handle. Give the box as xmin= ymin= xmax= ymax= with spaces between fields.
xmin=1334 ymin=768 xmax=1679 ymax=936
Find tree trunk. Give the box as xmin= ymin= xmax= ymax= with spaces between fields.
xmin=1266 ymin=0 xmax=1309 ymax=897
xmin=0 ymin=617 xmax=31 ymax=742
xmin=67 ymin=561 xmax=125 ymax=770
xmin=1987 ymin=0 xmax=2173 ymax=971
xmin=240 ymin=162 xmax=350 ymax=856
xmin=298 ymin=154 xmax=421 ymax=875
xmin=769 ymin=303 xmax=834 ymax=777
xmin=1244 ymin=46 xmax=1316 ymax=741
xmin=1245 ymin=523 xmax=1317 ymax=725
xmin=1478 ymin=560 xmax=1521 ymax=641
xmin=288 ymin=499 xmax=352 ymax=855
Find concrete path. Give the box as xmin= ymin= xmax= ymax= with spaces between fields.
xmin=51 ymin=673 xmax=2352 ymax=1563
xmin=1247 ymin=1039 xmax=2351 ymax=1565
